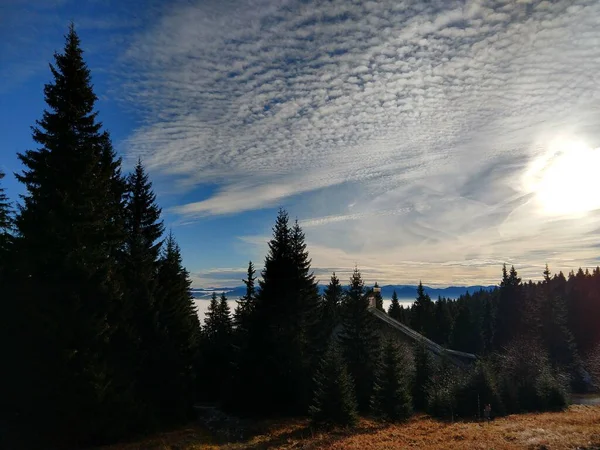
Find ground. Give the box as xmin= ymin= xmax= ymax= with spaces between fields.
xmin=96 ymin=405 xmax=600 ymax=450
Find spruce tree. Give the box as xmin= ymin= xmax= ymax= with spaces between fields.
xmin=290 ymin=218 xmax=322 ymax=395
xmin=153 ymin=234 xmax=200 ymax=422
xmin=249 ymin=210 xmax=320 ymax=414
xmin=451 ymin=302 xmax=478 ymax=353
xmin=118 ymin=159 xmax=164 ymax=426
xmin=10 ymin=24 xmax=127 ymax=447
xmin=228 ymin=261 xmax=257 ymax=411
xmin=481 ymin=296 xmax=495 ymax=354
xmin=433 ymin=297 xmax=453 ymax=346
xmin=372 ymin=339 xmax=413 ymax=421
xmin=309 ymin=339 xmax=358 ymax=428
xmin=388 ymin=290 xmax=402 ymax=321
xmin=233 ymin=261 xmax=256 ymax=331
xmin=339 ymin=267 xmax=381 ymax=412
xmin=495 ymin=265 xmax=522 ymax=349
xmin=0 ymin=170 xmax=10 ymax=256
xmin=411 ymin=282 xmax=435 ymax=337
xmin=315 ymin=272 xmax=344 ymax=369
xmin=322 ymin=272 xmax=343 ymax=335
xmin=413 ymin=339 xmax=434 ymax=411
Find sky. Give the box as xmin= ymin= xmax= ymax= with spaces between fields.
xmin=2 ymin=0 xmax=600 ymax=289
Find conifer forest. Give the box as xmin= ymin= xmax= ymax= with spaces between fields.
xmin=0 ymin=26 xmax=599 ymax=450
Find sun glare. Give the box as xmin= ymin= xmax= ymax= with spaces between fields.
xmin=526 ymin=138 xmax=600 ymax=216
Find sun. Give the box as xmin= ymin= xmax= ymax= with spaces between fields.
xmin=525 ymin=138 xmax=600 ymax=216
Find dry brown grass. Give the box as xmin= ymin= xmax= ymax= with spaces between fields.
xmin=96 ymin=405 xmax=600 ymax=450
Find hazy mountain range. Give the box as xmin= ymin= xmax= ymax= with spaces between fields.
xmin=192 ymin=284 xmax=496 ymax=301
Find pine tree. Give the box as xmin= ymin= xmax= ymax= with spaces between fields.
xmin=9 ymin=24 xmax=128 ymax=447
xmin=494 ymin=265 xmax=522 ymax=349
xmin=450 ymin=302 xmax=478 ymax=353
xmin=372 ymin=339 xmax=413 ymax=421
xmin=228 ymin=261 xmax=257 ymax=411
xmin=433 ymin=297 xmax=453 ymax=346
xmin=233 ymin=261 xmax=256 ymax=331
xmin=388 ymin=290 xmax=402 ymax=321
xmin=481 ymin=296 xmax=495 ymax=354
xmin=322 ymin=272 xmax=343 ymax=334
xmin=316 ymin=272 xmax=344 ymax=364
xmin=309 ymin=339 xmax=358 ymax=428
xmin=412 ymin=339 xmax=434 ymax=411
xmin=290 ymin=218 xmax=322 ymax=397
xmin=0 ymin=170 xmax=11 ymax=256
xmin=153 ymin=234 xmax=201 ymax=422
xmin=411 ymin=282 xmax=435 ymax=337
xmin=339 ymin=267 xmax=381 ymax=412
xmin=539 ymin=266 xmax=579 ymax=379
xmin=247 ymin=210 xmax=320 ymax=414
xmin=118 ymin=159 xmax=164 ymax=426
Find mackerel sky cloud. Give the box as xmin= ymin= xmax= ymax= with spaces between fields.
xmin=2 ymin=0 xmax=600 ymax=288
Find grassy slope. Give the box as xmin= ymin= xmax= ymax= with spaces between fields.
xmin=96 ymin=405 xmax=600 ymax=450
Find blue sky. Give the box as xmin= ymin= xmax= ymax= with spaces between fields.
xmin=2 ymin=0 xmax=600 ymax=288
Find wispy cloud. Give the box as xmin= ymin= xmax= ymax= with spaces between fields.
xmin=116 ymin=0 xmax=600 ymax=285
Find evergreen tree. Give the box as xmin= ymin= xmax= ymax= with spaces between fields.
xmin=372 ymin=339 xmax=413 ymax=421
xmin=290 ymin=218 xmax=322 ymax=390
xmin=322 ymin=272 xmax=343 ymax=333
xmin=247 ymin=210 xmax=319 ymax=414
xmin=413 ymin=339 xmax=434 ymax=411
xmin=481 ymin=296 xmax=495 ymax=354
xmin=411 ymin=282 xmax=435 ymax=337
xmin=388 ymin=290 xmax=402 ymax=321
xmin=309 ymin=339 xmax=358 ymax=428
xmin=118 ymin=159 xmax=164 ymax=426
xmin=539 ymin=266 xmax=579 ymax=378
xmin=450 ymin=302 xmax=478 ymax=353
xmin=228 ymin=261 xmax=257 ymax=411
xmin=9 ymin=24 xmax=128 ymax=448
xmin=153 ymin=234 xmax=201 ymax=422
xmin=0 ymin=170 xmax=11 ymax=256
xmin=494 ymin=265 xmax=522 ymax=349
xmin=339 ymin=267 xmax=381 ymax=412
xmin=433 ymin=297 xmax=453 ymax=346
xmin=233 ymin=261 xmax=256 ymax=330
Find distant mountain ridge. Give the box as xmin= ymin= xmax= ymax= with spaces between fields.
xmin=191 ymin=284 xmax=496 ymax=301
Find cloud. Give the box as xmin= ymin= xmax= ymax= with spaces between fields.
xmin=117 ymin=0 xmax=600 ymax=284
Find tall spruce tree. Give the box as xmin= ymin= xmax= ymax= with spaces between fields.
xmin=433 ymin=297 xmax=453 ymax=346
xmin=118 ymin=159 xmax=164 ymax=426
xmin=412 ymin=339 xmax=434 ymax=411
xmin=339 ymin=267 xmax=381 ymax=412
xmin=153 ymin=234 xmax=200 ymax=423
xmin=309 ymin=339 xmax=358 ymax=428
xmin=249 ymin=210 xmax=320 ymax=414
xmin=228 ymin=261 xmax=257 ymax=411
xmin=200 ymin=292 xmax=233 ymax=402
xmin=0 ymin=170 xmax=10 ymax=257
xmin=234 ymin=261 xmax=256 ymax=330
xmin=388 ymin=290 xmax=402 ymax=321
xmin=411 ymin=282 xmax=435 ymax=337
xmin=495 ymin=265 xmax=522 ymax=349
xmin=372 ymin=339 xmax=413 ymax=421
xmin=322 ymin=272 xmax=343 ymax=335
xmin=9 ymin=24 xmax=128 ymax=448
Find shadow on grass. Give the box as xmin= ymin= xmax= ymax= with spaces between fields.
xmin=225 ymin=419 xmax=388 ymax=450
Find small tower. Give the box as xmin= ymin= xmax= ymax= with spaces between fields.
xmin=368 ymin=282 xmax=381 ymax=308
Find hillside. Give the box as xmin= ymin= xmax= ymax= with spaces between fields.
xmin=96 ymin=405 xmax=600 ymax=450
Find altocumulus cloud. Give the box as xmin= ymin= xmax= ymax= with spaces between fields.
xmin=118 ymin=0 xmax=600 ymax=285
